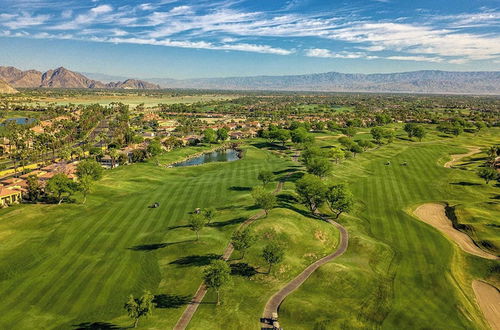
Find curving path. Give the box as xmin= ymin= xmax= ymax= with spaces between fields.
xmin=173 ymin=180 xmax=284 ymax=330
xmin=261 ymin=218 xmax=348 ymax=327
xmin=444 ymin=147 xmax=481 ymax=168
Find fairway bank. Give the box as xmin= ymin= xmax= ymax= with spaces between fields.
xmin=413 ymin=203 xmax=498 ymax=260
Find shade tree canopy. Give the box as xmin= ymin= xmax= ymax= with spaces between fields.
xmin=295 ymin=174 xmax=327 ymax=213
xmin=124 ymin=291 xmax=155 ymax=328
xmin=203 ymin=260 xmax=231 ymax=305
xmin=326 ymin=184 xmax=354 ymax=219
xmin=262 ymin=241 xmax=285 ymax=274
xmin=251 ymin=186 xmax=277 ymax=217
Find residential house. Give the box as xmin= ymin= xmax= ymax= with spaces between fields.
xmin=0 ymin=187 xmax=22 ymax=207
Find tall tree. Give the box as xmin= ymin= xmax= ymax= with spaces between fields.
xmin=477 ymin=167 xmax=499 ymax=184
xmin=216 ymin=127 xmax=229 ymax=141
xmin=46 ymin=173 xmax=78 ymax=204
xmin=371 ymin=127 xmax=388 ymax=144
xmin=331 ymin=148 xmax=345 ymax=164
xmin=78 ymin=175 xmax=93 ymax=204
xmin=413 ymin=126 xmax=426 ymax=141
xmin=262 ymin=241 xmax=285 ymax=274
xmin=76 ymin=159 xmax=103 ymax=181
xmin=326 ymin=184 xmax=354 ymax=219
xmin=252 ymin=187 xmax=277 ymax=217
xmin=306 ymin=157 xmax=332 ymax=177
xmin=26 ymin=174 xmax=42 ymax=202
xmin=257 ymin=170 xmax=274 ymax=186
xmin=124 ymin=291 xmax=155 ymax=328
xmin=231 ymin=228 xmax=255 ymax=259
xmin=202 ymin=207 xmax=216 ymax=224
xmin=295 ymin=174 xmax=327 ymax=213
xmin=404 ymin=123 xmax=417 ymax=138
xmin=189 ymin=213 xmax=206 ymax=240
xmin=203 ymin=128 xmax=217 ymax=144
xmin=203 ymin=260 xmax=231 ymax=305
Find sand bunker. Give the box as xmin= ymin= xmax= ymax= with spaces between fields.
xmin=444 ymin=147 xmax=481 ymax=168
xmin=473 ymin=280 xmax=500 ymax=330
xmin=413 ymin=203 xmax=498 ymax=260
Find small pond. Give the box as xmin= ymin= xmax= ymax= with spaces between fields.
xmin=172 ymin=148 xmax=241 ymax=167
xmin=1 ymin=117 xmax=36 ymax=126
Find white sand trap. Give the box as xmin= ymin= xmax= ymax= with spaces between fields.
xmin=413 ymin=203 xmax=498 ymax=260
xmin=444 ymin=147 xmax=481 ymax=168
xmin=472 ymin=280 xmax=500 ymax=330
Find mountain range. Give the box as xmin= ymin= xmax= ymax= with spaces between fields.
xmin=0 ymin=67 xmax=160 ymax=90
xmin=0 ymin=78 xmax=18 ymax=94
xmin=147 ymin=70 xmax=500 ymax=94
xmin=0 ymin=66 xmax=499 ymax=94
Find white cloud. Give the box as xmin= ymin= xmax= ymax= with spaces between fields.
xmin=0 ymin=3 xmax=498 ymax=62
xmin=1 ymin=12 xmax=50 ymax=29
xmin=305 ymin=48 xmax=373 ymax=59
xmin=305 ymin=48 xmax=334 ymax=58
xmin=91 ymin=5 xmax=112 ymax=15
xmin=101 ymin=36 xmax=293 ymax=55
xmin=328 ymin=22 xmax=500 ymax=61
xmin=138 ymin=3 xmax=154 ymax=11
xmin=386 ymin=55 xmax=443 ymax=63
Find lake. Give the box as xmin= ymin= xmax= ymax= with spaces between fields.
xmin=1 ymin=117 xmax=36 ymax=126
xmin=172 ymin=148 xmax=241 ymax=167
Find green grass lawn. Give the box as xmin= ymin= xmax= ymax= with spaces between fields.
xmin=189 ymin=188 xmax=339 ymax=329
xmin=0 ymin=145 xmax=291 ymax=329
xmin=278 ymin=128 xmax=499 ymax=329
xmin=0 ymin=126 xmax=498 ymax=330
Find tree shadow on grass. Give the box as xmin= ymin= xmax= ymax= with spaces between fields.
xmin=169 ymin=254 xmax=221 ymax=267
xmin=73 ymin=322 xmax=123 ymax=329
xmin=128 ymin=240 xmax=194 ymax=251
xmin=228 ymin=186 xmax=252 ymax=191
xmin=277 ymin=193 xmax=299 ymax=206
xmin=246 ymin=204 xmax=260 ymax=211
xmin=207 ymin=217 xmax=246 ymax=228
xmin=167 ymin=224 xmax=190 ymax=230
xmin=251 ymin=142 xmax=287 ymax=150
xmin=450 ymin=181 xmax=481 ymax=186
xmin=273 ymin=167 xmax=300 ymax=175
xmin=283 ymin=171 xmax=304 ymax=183
xmin=278 ymin=195 xmax=321 ymax=220
xmin=153 ymin=294 xmax=191 ymax=308
xmin=230 ymin=263 xmax=258 ymax=277
xmin=217 ymin=205 xmax=240 ymax=211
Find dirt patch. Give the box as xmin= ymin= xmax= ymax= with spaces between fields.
xmin=314 ymin=230 xmax=328 ymax=243
xmin=413 ymin=203 xmax=498 ymax=260
xmin=472 ymin=280 xmax=500 ymax=330
xmin=444 ymin=147 xmax=481 ymax=168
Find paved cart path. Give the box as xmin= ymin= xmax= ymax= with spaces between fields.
xmin=173 ymin=180 xmax=284 ymax=330
xmin=261 ymin=218 xmax=348 ymax=328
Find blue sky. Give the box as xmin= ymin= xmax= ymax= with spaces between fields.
xmin=0 ymin=0 xmax=499 ymax=78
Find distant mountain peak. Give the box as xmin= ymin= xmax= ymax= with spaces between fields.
xmin=0 ymin=78 xmax=18 ymax=94
xmin=0 ymin=66 xmax=160 ymax=90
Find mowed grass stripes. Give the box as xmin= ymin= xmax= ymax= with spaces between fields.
xmin=279 ymin=135 xmax=496 ymax=329
xmin=0 ymin=146 xmax=290 ymax=329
